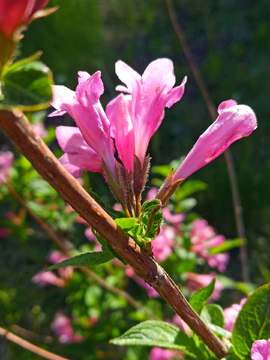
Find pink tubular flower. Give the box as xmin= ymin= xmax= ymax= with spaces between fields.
xmin=173 ymin=100 xmax=257 ymax=182
xmin=223 ymin=298 xmax=246 ymax=332
xmin=49 ymin=71 xmax=116 ymax=180
xmin=149 ymin=347 xmax=184 ymax=360
xmin=55 ymin=126 xmax=102 ymax=178
xmin=32 ymin=270 xmax=65 ymax=288
xmin=106 ymin=59 xmax=187 ymax=171
xmin=0 ymin=151 xmax=13 ymax=185
xmin=251 ymin=339 xmax=270 ymax=360
xmin=0 ymin=0 xmax=49 ymax=38
xmin=190 ymin=219 xmax=229 ymax=272
xmin=32 ymin=122 xmax=48 ymax=138
xmin=186 ymin=272 xmax=224 ymax=301
xmin=51 ymin=313 xmax=84 ymax=344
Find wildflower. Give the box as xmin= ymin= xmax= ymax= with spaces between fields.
xmin=173 ymin=100 xmax=257 ymax=182
xmin=152 ymin=226 xmax=175 ymax=262
xmin=149 ymin=347 xmax=184 ymax=360
xmin=106 ymin=59 xmax=187 ymax=172
xmin=190 ymin=219 xmax=229 ymax=272
xmin=51 ymin=312 xmax=84 ymax=344
xmin=0 ymin=151 xmax=13 ymax=185
xmin=32 ymin=270 xmax=65 ymax=288
xmin=251 ymin=339 xmax=270 ymax=360
xmin=223 ymin=298 xmax=246 ymax=332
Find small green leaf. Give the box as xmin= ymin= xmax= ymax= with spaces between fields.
xmin=1 ymin=53 xmax=53 ymax=110
xmin=175 ymin=180 xmax=207 ymax=201
xmin=92 ymin=229 xmax=127 ymax=265
xmin=189 ymin=278 xmax=216 ymax=314
xmin=176 ymin=198 xmax=197 ymax=213
xmin=141 ymin=199 xmax=161 ymax=213
xmin=201 ymin=304 xmax=224 ymax=329
xmin=47 ymin=251 xmax=114 ymax=270
xmin=115 ymin=218 xmax=138 ymax=230
xmin=207 ymin=324 xmax=232 ymax=338
xmin=110 ymin=320 xmax=195 ymax=356
xmin=232 ymin=283 xmax=270 ymax=359
xmin=209 ymin=238 xmax=245 ymax=255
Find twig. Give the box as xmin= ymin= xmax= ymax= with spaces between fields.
xmin=5 ymin=183 xmax=158 ymax=321
xmin=166 ymin=0 xmax=249 ymax=282
xmin=0 ymin=109 xmax=228 ymax=359
xmin=11 ymin=324 xmax=53 ymax=344
xmin=0 ymin=326 xmax=70 ymax=360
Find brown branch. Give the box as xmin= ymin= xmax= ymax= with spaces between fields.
xmin=0 ymin=326 xmax=70 ymax=360
xmin=166 ymin=0 xmax=249 ymax=282
xmin=5 ymin=183 xmax=158 ymax=321
xmin=11 ymin=325 xmax=53 ymax=344
xmin=0 ymin=109 xmax=228 ymax=359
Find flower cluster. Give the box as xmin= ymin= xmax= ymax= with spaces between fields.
xmin=190 ymin=219 xmax=229 ymax=272
xmin=50 ymin=59 xmax=257 ymax=218
xmin=51 ymin=312 xmax=84 ymax=344
xmin=0 ymin=151 xmax=13 ymax=185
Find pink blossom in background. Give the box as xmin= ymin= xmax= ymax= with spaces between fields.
xmin=50 ymin=71 xmax=116 ymax=180
xmin=32 ymin=270 xmax=65 ymax=288
xmin=106 ymin=59 xmax=187 ymax=171
xmin=190 ymin=219 xmax=229 ymax=272
xmin=186 ymin=272 xmax=224 ymax=301
xmin=173 ymin=100 xmax=257 ymax=182
xmin=125 ymin=268 xmax=159 ymax=298
xmin=149 ymin=347 xmax=184 ymax=360
xmin=251 ymin=339 xmax=270 ymax=360
xmin=223 ymin=298 xmax=247 ymax=332
xmin=171 ymin=315 xmax=191 ymax=337
xmin=84 ymin=227 xmax=102 ymax=252
xmin=32 ymin=122 xmax=48 ymax=138
xmin=152 ymin=226 xmax=175 ymax=262
xmin=51 ymin=313 xmax=84 ymax=344
xmin=0 ymin=228 xmax=10 ymax=239
xmin=48 ymin=251 xmax=73 ymax=281
xmin=0 ymin=151 xmax=13 ymax=185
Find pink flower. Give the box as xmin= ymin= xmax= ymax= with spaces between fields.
xmin=48 ymin=251 xmax=73 ymax=281
xmin=106 ymin=59 xmax=187 ymax=171
xmin=166 ymin=315 xmax=191 ymax=337
xmin=186 ymin=272 xmax=224 ymax=301
xmin=0 ymin=0 xmax=49 ymax=38
xmin=0 ymin=228 xmax=10 ymax=238
xmin=51 ymin=312 xmax=84 ymax=344
xmin=32 ymin=123 xmax=48 ymax=138
xmin=173 ymin=100 xmax=257 ymax=181
xmin=190 ymin=219 xmax=229 ymax=272
xmin=223 ymin=298 xmax=247 ymax=332
xmin=251 ymin=339 xmax=270 ymax=360
xmin=0 ymin=151 xmax=13 ymax=185
xmin=125 ymin=268 xmax=159 ymax=298
xmin=149 ymin=347 xmax=184 ymax=360
xmin=49 ymin=71 xmax=116 ymax=180
xmin=152 ymin=226 xmax=175 ymax=262
xmin=32 ymin=270 xmax=65 ymax=288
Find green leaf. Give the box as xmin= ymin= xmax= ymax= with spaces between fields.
xmin=201 ymin=304 xmax=224 ymax=329
xmin=209 ymin=238 xmax=245 ymax=255
xmin=175 ymin=180 xmax=208 ymax=201
xmin=110 ymin=321 xmax=195 ymax=356
xmin=47 ymin=251 xmax=114 ymax=270
xmin=189 ymin=278 xmax=216 ymax=314
xmin=176 ymin=198 xmax=197 ymax=213
xmin=92 ymin=229 xmax=127 ymax=265
xmin=141 ymin=199 xmax=161 ymax=213
xmin=115 ymin=218 xmax=138 ymax=230
xmin=232 ymin=283 xmax=270 ymax=359
xmin=1 ymin=53 xmax=53 ymax=111
xmin=207 ymin=324 xmax=232 ymax=338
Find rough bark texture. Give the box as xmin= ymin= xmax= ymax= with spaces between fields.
xmin=0 ymin=109 xmax=228 ymax=359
